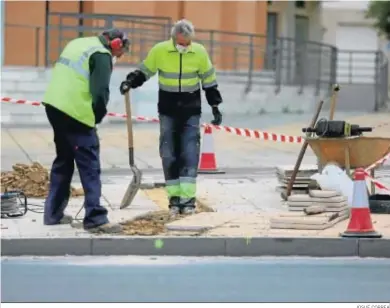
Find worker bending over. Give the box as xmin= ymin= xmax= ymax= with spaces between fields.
xmin=120 ymin=19 xmax=223 ymax=216
xmin=43 ymin=29 xmax=130 ymax=233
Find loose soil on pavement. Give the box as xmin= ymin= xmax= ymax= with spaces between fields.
xmin=121 ymin=187 xmax=213 ymax=236
xmin=1 ymin=162 xmax=84 ymax=198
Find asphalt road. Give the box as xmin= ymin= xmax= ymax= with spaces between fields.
xmin=1 ymin=256 xmax=390 ymax=302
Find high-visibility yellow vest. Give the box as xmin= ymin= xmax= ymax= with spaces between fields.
xmin=138 ymin=39 xmax=217 ymax=93
xmin=44 ymin=37 xmax=111 ymax=127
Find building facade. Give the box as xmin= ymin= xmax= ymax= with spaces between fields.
xmin=321 ymin=1 xmax=389 ymax=84
xmin=320 ymin=0 xmax=389 ymax=110
xmin=3 ymin=0 xmax=323 ymax=70
xmin=4 ymin=0 xmax=268 ymax=67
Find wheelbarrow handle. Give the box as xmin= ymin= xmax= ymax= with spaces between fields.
xmin=329 ymin=84 xmax=340 ymax=120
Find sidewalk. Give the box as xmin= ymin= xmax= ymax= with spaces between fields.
xmin=2 ymin=114 xmax=390 ymax=257
xmin=1 ymin=175 xmax=390 ymax=257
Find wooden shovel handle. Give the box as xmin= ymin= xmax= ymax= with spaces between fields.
xmin=124 ymin=91 xmax=135 ymax=165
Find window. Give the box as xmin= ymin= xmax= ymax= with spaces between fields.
xmin=265 ymin=12 xmax=278 ymax=70
xmin=295 ymin=1 xmax=305 ymax=9
xmin=295 ymin=15 xmax=309 ymax=42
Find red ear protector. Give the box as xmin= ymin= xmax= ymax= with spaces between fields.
xmin=110 ymin=38 xmax=123 ymax=50
xmin=102 ymin=29 xmax=130 ymax=51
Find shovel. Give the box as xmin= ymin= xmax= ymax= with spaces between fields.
xmin=120 ymin=90 xmax=142 ymax=209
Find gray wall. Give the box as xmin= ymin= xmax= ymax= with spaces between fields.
xmin=1 ymin=66 xmax=326 ymax=125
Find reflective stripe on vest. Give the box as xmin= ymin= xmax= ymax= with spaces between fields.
xmin=157 ymin=68 xmax=216 ymax=92
xmin=57 ymin=45 xmax=106 ymax=79
xmin=158 ymin=69 xmax=199 ymax=79
xmin=157 ymin=68 xmax=217 ymax=92
xmin=159 ymin=83 xmax=200 ymax=92
xmin=139 ymin=63 xmax=154 ymax=79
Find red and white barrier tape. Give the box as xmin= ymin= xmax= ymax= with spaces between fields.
xmin=1 ymin=97 xmax=160 ymax=123
xmin=362 ymin=170 xmax=390 ymax=192
xmin=1 ymin=97 xmax=304 ymax=144
xmin=210 ymin=125 xmax=303 ymax=143
xmin=1 ymin=97 xmax=42 ymax=107
xmin=106 ymin=112 xmax=159 ymax=123
xmin=365 ymin=152 xmax=390 ymax=172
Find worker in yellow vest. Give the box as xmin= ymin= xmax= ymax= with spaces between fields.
xmin=43 ymin=29 xmax=130 ymax=233
xmin=120 ymin=19 xmax=223 ymax=216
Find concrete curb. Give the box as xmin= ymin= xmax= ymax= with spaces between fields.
xmin=2 ymin=237 xmax=390 ymax=258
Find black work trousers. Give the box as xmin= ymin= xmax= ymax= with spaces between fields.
xmin=43 ymin=105 xmax=108 ymax=228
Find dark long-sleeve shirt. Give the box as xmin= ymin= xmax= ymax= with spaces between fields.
xmin=89 ymin=35 xmax=113 ymax=120
xmin=89 ymin=53 xmax=112 ymax=123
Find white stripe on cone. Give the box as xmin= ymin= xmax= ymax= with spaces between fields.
xmin=201 ymin=126 xmax=214 ymax=153
xmin=352 ymin=177 xmax=370 ymax=209
xmin=199 ymin=126 xmax=218 ymax=171
xmin=342 ymin=169 xmax=379 ymax=236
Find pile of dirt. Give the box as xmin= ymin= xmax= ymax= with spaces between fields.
xmin=0 ymin=162 xmax=84 ymax=198
xmin=121 ymin=197 xmax=213 ymax=236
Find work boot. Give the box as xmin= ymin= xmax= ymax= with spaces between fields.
xmin=85 ymin=223 xmax=123 ymax=234
xmin=181 ymin=207 xmax=196 ymax=215
xmin=59 ymin=215 xmax=73 ymax=224
xmin=169 ymin=206 xmax=181 ymax=216
xmin=169 ymin=196 xmax=181 ymax=216
xmin=46 ymin=214 xmax=73 ymax=225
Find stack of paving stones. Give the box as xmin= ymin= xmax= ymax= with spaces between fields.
xmin=276 ymin=165 xmax=318 ymax=195
xmin=271 ymin=190 xmax=350 ymax=230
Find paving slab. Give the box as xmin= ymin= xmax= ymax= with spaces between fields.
xmin=197 ymin=178 xmax=287 ymax=213
xmin=205 ymin=212 xmax=390 ymax=239
xmin=165 ymin=212 xmax=237 ymax=232
xmin=0 ymin=187 xmax=161 ymax=239
xmin=2 ymin=174 xmax=390 ymax=258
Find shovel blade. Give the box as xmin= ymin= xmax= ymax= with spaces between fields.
xmin=120 ymin=166 xmax=142 ymax=209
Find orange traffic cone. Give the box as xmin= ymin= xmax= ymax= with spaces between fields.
xmin=198 ymin=126 xmax=225 ymax=174
xmin=340 ymin=168 xmax=381 ymax=238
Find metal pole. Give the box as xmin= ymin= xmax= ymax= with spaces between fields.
xmin=35 ymin=27 xmax=40 ymax=67
xmin=44 ymin=1 xmax=50 ymax=67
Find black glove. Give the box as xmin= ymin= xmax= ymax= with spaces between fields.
xmin=211 ymin=106 xmax=222 ymax=125
xmin=119 ymin=80 xmax=131 ymax=95
xmin=120 ymin=71 xmax=146 ymax=95
xmin=119 ymin=73 xmax=136 ymax=95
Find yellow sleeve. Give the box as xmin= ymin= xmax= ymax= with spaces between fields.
xmin=138 ymin=44 xmax=159 ymax=80
xmin=199 ymin=46 xmax=218 ymax=89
